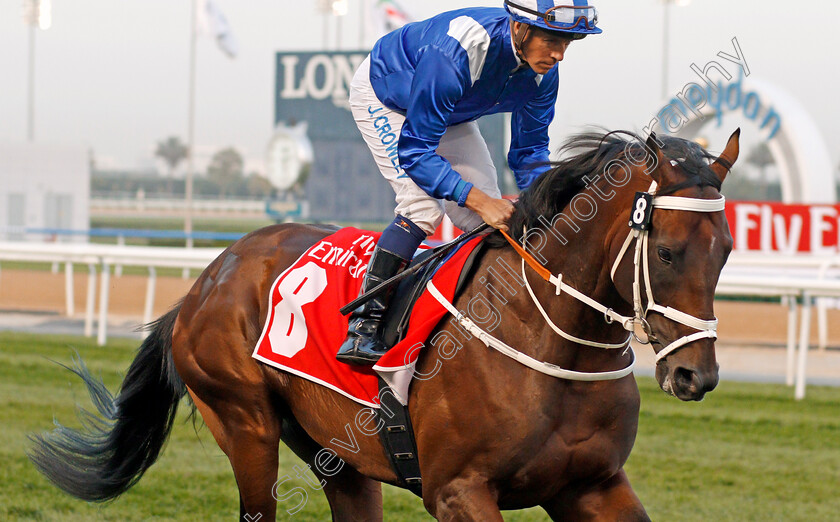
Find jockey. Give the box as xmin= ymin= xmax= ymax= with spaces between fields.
xmin=337 ymin=1 xmax=601 ymax=365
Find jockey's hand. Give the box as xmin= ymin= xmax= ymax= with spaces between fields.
xmin=465 ymin=188 xmax=515 ymax=232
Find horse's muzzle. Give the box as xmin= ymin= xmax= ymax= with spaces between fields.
xmin=656 ymin=362 xmax=719 ymax=401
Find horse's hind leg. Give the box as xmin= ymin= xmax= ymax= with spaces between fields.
xmin=227 ymin=418 xmax=282 ymax=522
xmin=280 ymin=418 xmax=383 ymax=521
xmin=541 ymin=469 xmax=650 ymax=522
xmin=186 ymin=387 xmax=282 ymax=521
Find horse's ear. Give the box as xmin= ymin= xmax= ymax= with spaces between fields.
xmin=710 ymin=128 xmax=741 ymax=182
xmin=644 ymin=132 xmax=678 ymax=187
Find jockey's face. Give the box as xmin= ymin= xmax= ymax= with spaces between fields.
xmin=514 ymin=23 xmax=573 ymax=75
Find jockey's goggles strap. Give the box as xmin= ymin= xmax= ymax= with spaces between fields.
xmin=505 ymin=1 xmax=598 ymax=31
xmin=544 ymin=4 xmax=598 ymax=30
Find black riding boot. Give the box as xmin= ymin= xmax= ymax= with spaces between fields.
xmin=336 ymin=246 xmax=409 ymax=365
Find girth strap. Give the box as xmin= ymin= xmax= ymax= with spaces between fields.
xmin=376 ymin=377 xmax=423 ymax=497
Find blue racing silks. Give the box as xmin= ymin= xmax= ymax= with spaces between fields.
xmin=369 ymin=7 xmax=557 ymax=201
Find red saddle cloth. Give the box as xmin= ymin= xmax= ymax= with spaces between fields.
xmin=252 ymin=227 xmax=482 ymax=407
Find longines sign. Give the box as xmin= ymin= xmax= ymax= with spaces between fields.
xmin=275 ymin=51 xmax=368 ymax=139
xmin=273 ymin=50 xmax=507 ymax=198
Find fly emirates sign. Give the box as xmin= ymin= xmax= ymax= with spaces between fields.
xmin=727 ymin=202 xmax=840 ymax=255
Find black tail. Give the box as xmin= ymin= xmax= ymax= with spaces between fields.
xmin=28 ymin=305 xmax=186 ymax=502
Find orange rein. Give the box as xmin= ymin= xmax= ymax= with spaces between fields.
xmin=499 ymin=229 xmax=552 ymax=282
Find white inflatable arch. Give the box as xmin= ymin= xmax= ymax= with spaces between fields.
xmin=654 ymin=76 xmax=834 ymax=203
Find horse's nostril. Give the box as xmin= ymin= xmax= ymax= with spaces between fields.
xmin=674 ymin=367 xmax=697 ymax=391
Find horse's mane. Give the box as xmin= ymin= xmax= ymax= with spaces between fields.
xmin=489 ymin=129 xmax=728 ymax=246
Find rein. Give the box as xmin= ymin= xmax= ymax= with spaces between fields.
xmin=426 ymin=281 xmax=636 ymax=381
xmin=428 ymin=181 xmax=725 ymax=381
xmin=339 ymin=223 xmax=490 ymax=316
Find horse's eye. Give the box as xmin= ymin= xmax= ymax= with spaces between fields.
xmin=657 ymin=247 xmax=672 ymax=264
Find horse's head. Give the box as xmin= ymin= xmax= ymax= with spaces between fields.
xmin=498 ymin=129 xmax=739 ymax=400
xmin=613 ymin=130 xmax=740 ymax=401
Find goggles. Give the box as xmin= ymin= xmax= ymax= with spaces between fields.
xmin=506 ymin=1 xmax=599 ymax=32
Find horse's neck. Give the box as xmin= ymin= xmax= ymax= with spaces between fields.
xmin=522 ymin=218 xmax=632 ymax=352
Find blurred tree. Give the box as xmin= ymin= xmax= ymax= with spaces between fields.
xmin=746 ymin=142 xmax=774 ymax=199
xmin=155 ymin=136 xmax=189 ymax=195
xmin=207 ymin=147 xmax=244 ymax=197
xmin=244 ymin=173 xmax=274 ymax=198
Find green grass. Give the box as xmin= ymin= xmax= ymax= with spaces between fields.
xmin=87 ymin=216 xmax=388 ymax=248
xmin=0 ymin=261 xmax=195 ymax=279
xmin=88 ymin=216 xmax=274 ymax=248
xmin=90 ymin=215 xmax=275 ymax=234
xmin=1 ymin=331 xmax=838 ymax=521
xmin=627 ymin=380 xmax=840 ymax=520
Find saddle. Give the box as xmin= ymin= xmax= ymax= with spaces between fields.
xmin=381 ymin=239 xmax=488 ymax=348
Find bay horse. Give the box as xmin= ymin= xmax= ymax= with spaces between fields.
xmin=29 ymin=129 xmax=739 ymax=521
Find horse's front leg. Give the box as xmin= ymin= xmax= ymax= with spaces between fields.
xmin=541 ymin=469 xmax=649 ymax=522
xmin=424 ymin=475 xmax=503 ymax=522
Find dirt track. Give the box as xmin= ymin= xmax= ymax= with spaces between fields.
xmin=1 ymin=268 xmax=839 ymax=347
xmin=0 ymin=269 xmax=193 ymax=319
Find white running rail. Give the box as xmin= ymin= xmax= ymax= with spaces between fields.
xmin=1 ymin=242 xmax=838 ymax=399
xmin=0 ymin=242 xmax=223 ymax=346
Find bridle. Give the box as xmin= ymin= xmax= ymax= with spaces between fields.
xmin=427 ymin=179 xmax=725 ymax=381
xmin=607 ymin=180 xmax=723 ymax=363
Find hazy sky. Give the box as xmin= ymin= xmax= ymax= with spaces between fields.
xmin=1 ymin=0 xmax=838 ymax=176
